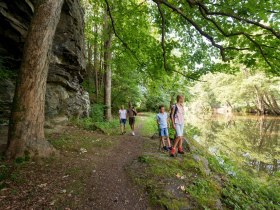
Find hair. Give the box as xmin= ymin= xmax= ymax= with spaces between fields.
xmin=176 ymin=94 xmax=184 ymax=102
xmin=159 ymin=105 xmax=165 ymax=110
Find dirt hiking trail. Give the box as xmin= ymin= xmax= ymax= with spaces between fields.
xmin=0 ymin=118 xmax=154 ymax=210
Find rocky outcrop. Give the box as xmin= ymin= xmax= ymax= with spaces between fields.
xmin=0 ymin=0 xmax=90 ymax=125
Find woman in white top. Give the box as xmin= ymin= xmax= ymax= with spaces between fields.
xmin=119 ymin=105 xmax=127 ymax=134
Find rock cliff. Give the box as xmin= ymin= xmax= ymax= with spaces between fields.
xmin=0 ymin=0 xmax=90 ymax=125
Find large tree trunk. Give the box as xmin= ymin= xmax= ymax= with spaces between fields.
xmin=6 ymin=0 xmax=64 ymax=159
xmin=103 ymin=11 xmax=113 ymax=121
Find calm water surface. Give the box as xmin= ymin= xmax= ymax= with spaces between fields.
xmin=186 ymin=114 xmax=280 ymax=174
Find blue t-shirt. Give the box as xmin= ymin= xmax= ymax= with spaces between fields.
xmin=157 ymin=112 xmax=168 ymax=129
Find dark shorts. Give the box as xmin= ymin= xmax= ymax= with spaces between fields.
xmin=129 ymin=117 xmax=135 ymax=125
xmin=120 ymin=119 xmax=126 ymax=125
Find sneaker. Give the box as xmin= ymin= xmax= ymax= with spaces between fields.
xmin=178 ymin=147 xmax=184 ymax=154
xmin=168 ymin=147 xmax=172 ymax=151
xmin=132 ymin=132 xmax=135 ymax=136
xmin=163 ymin=146 xmax=168 ymax=151
xmin=170 ymin=147 xmax=176 ymax=157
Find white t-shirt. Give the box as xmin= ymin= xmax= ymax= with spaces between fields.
xmin=119 ymin=109 xmax=127 ymax=119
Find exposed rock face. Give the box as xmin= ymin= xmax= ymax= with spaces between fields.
xmin=0 ymin=0 xmax=90 ymax=124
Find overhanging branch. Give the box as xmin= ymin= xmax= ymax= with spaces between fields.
xmin=104 ymin=0 xmax=143 ymax=65
xmin=156 ymin=1 xmax=168 ymax=71
xmin=189 ymin=0 xmax=280 ymax=39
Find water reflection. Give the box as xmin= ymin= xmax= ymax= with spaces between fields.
xmin=186 ymin=114 xmax=280 ymax=174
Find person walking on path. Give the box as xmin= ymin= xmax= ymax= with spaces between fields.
xmin=119 ymin=105 xmax=127 ymax=134
xmin=170 ymin=95 xmax=185 ymax=157
xmin=157 ymin=105 xmax=172 ymax=151
xmin=127 ymin=104 xmax=137 ymax=136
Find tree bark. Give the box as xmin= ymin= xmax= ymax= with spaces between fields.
xmin=6 ymin=0 xmax=64 ymax=159
xmin=103 ymin=11 xmax=113 ymax=120
xmin=93 ymin=24 xmax=99 ymax=100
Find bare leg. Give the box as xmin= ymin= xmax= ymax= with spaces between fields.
xmin=158 ymin=138 xmax=162 ymax=151
xmin=161 ymin=137 xmax=166 ymax=147
xmin=179 ymin=137 xmax=183 ymax=148
xmin=167 ymin=137 xmax=171 ymax=147
xmin=120 ymin=123 xmax=123 ymax=133
xmin=173 ymin=136 xmax=181 ymax=149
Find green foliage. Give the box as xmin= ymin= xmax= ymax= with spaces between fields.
xmin=89 ymin=104 xmax=104 ymax=122
xmin=188 ymin=71 xmax=280 ymax=114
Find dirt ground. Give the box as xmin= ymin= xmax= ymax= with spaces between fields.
xmin=0 ymin=122 xmax=152 ymax=210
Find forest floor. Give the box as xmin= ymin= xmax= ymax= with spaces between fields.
xmin=1 ymin=114 xmax=279 ymax=210
xmin=0 ymin=116 xmax=154 ymax=210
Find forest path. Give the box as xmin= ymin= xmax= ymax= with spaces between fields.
xmin=0 ymin=116 xmax=152 ymax=210
xmin=83 ymin=118 xmax=150 ymax=209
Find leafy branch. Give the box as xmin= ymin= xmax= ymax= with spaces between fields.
xmin=153 ymin=0 xmax=279 ymax=70
xmin=104 ymin=0 xmax=143 ymax=65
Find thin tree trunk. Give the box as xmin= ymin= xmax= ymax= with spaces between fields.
xmin=86 ymin=41 xmax=94 ymax=87
xmin=103 ymin=11 xmax=113 ymax=120
xmin=99 ymin=43 xmax=103 ymax=97
xmin=93 ymin=24 xmax=99 ymax=100
xmin=254 ymin=86 xmax=265 ymax=115
xmin=6 ymin=0 xmax=64 ymax=159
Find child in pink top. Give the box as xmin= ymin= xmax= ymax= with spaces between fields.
xmin=170 ymin=95 xmax=185 ymax=156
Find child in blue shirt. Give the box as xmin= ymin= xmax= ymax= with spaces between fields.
xmin=157 ymin=105 xmax=172 ymax=151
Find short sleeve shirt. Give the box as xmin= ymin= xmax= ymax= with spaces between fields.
xmin=119 ymin=109 xmax=127 ymax=119
xmin=175 ymin=104 xmax=184 ymax=125
xmin=157 ymin=112 xmax=168 ymax=129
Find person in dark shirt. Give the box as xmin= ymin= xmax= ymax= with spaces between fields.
xmin=127 ymin=104 xmax=137 ymax=136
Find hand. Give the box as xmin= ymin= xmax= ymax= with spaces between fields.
xmin=173 ymin=124 xmax=176 ymax=130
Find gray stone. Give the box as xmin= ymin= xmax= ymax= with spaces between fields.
xmin=0 ymin=79 xmax=15 ymax=121
xmin=192 ymin=154 xmax=211 ymax=176
xmin=0 ymin=0 xmax=90 ymax=122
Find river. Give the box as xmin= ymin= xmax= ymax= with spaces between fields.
xmin=186 ymin=113 xmax=280 ymax=174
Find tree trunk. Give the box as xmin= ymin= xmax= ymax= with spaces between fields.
xmin=86 ymin=41 xmax=94 ymax=87
xmin=93 ymin=24 xmax=99 ymax=100
xmin=103 ymin=11 xmax=113 ymax=120
xmin=6 ymin=0 xmax=64 ymax=159
xmin=254 ymin=86 xmax=265 ymax=115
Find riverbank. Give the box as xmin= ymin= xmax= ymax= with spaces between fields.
xmin=129 ymin=113 xmax=280 ymax=209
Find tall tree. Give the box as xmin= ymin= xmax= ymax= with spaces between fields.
xmin=103 ymin=10 xmax=113 ymax=120
xmin=6 ymin=0 xmax=64 ymax=159
xmin=93 ymin=24 xmax=99 ymax=100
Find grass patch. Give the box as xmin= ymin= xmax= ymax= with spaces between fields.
xmin=50 ymin=133 xmax=113 ymax=152
xmin=71 ymin=118 xmax=120 ymax=135
xmin=138 ymin=113 xmax=158 ymax=137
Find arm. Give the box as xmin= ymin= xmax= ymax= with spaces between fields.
xmin=133 ymin=108 xmax=137 ymax=116
xmin=171 ymin=107 xmax=176 ymax=129
xmin=167 ymin=116 xmax=170 ymax=128
xmin=156 ymin=115 xmax=160 ymax=125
